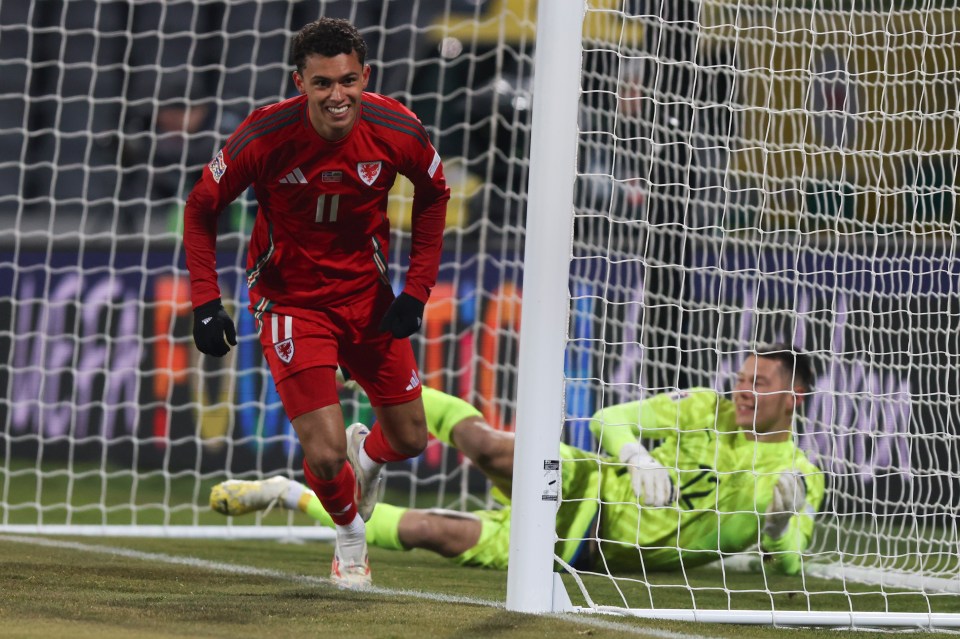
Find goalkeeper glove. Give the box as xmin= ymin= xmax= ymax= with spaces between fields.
xmin=619 ymin=440 xmax=675 ymax=507
xmin=379 ymin=292 xmax=425 ymax=338
xmin=763 ymin=472 xmax=806 ymax=539
xmin=192 ymin=299 xmax=237 ymax=357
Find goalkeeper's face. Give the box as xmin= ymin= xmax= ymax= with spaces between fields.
xmin=293 ymin=52 xmax=370 ymax=141
xmin=732 ymin=355 xmax=799 ymax=436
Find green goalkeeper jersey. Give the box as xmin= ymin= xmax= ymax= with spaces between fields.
xmin=589 ymin=388 xmax=824 ymax=574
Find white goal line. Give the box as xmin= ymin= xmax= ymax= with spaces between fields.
xmin=7 ymin=525 xmax=959 ymax=599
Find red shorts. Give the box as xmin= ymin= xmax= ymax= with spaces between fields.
xmin=253 ymin=288 xmax=423 ymax=416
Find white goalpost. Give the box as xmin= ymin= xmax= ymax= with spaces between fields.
xmin=2 ymin=0 xmax=960 ymax=631
xmin=505 ymin=0 xmax=583 ymax=614
xmin=511 ymin=0 xmax=960 ymax=630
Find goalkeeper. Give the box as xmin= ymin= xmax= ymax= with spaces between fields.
xmin=211 ymin=343 xmax=823 ymax=575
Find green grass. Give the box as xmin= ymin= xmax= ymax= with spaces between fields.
xmin=1 ymin=535 xmax=957 ymax=639
xmin=2 ymin=457 xmax=228 ymax=526
xmin=810 ymin=516 xmax=960 ymax=577
xmin=4 ymin=457 xmax=960 ymax=635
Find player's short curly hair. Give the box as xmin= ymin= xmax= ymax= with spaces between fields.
xmin=291 ymin=17 xmax=367 ymax=72
xmin=754 ymin=342 xmax=816 ymax=392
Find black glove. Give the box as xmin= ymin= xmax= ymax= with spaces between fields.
xmin=192 ymin=299 xmax=237 ymax=357
xmin=379 ymin=292 xmax=425 ymax=338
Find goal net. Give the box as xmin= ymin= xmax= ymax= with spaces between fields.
xmin=508 ymin=0 xmax=960 ymax=628
xmin=1 ymin=0 xmax=958 ymax=629
xmin=0 ymin=0 xmax=536 ymax=537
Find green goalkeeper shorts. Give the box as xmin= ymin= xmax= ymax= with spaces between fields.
xmin=452 ymin=443 xmax=602 ymax=570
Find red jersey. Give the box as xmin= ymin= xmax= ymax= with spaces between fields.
xmin=183 ymin=92 xmax=449 ymax=310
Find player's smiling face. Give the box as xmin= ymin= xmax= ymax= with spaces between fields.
xmin=293 ymin=52 xmax=370 ymax=141
xmin=732 ymin=355 xmax=799 ymax=439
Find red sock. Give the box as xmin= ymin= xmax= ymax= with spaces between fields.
xmin=301 ymin=459 xmax=357 ymax=526
xmin=362 ymin=422 xmax=411 ymax=463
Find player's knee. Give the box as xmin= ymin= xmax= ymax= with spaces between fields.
xmin=392 ymin=424 xmax=427 ymax=457
xmin=383 ymin=412 xmax=427 ymax=457
xmin=303 ymin=450 xmax=348 ymax=480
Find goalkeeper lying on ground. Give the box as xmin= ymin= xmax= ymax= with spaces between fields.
xmin=211 ymin=343 xmax=824 ymax=575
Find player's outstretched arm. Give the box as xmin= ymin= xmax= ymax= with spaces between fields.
xmin=588 ymin=401 xmax=644 ymax=458
xmin=589 ymin=389 xmax=722 ymax=459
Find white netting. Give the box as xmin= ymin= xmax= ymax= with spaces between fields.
xmin=0 ymin=0 xmax=535 ymax=532
xmin=2 ymin=0 xmax=959 ymax=627
xmin=554 ymin=0 xmax=960 ymax=625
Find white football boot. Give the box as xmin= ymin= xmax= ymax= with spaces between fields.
xmin=345 ymin=423 xmax=382 ymax=522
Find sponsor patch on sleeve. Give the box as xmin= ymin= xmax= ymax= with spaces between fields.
xmin=208 ymin=149 xmax=227 ymax=183
xmin=427 ymin=148 xmax=441 ymax=178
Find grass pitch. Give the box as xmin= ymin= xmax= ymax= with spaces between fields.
xmin=3 ymin=459 xmax=960 ymax=636
xmin=1 ymin=533 xmax=958 ymax=639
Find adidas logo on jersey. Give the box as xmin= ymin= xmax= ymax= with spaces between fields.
xmin=405 ymin=369 xmax=420 ymax=392
xmin=279 ymin=168 xmax=307 ymax=184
